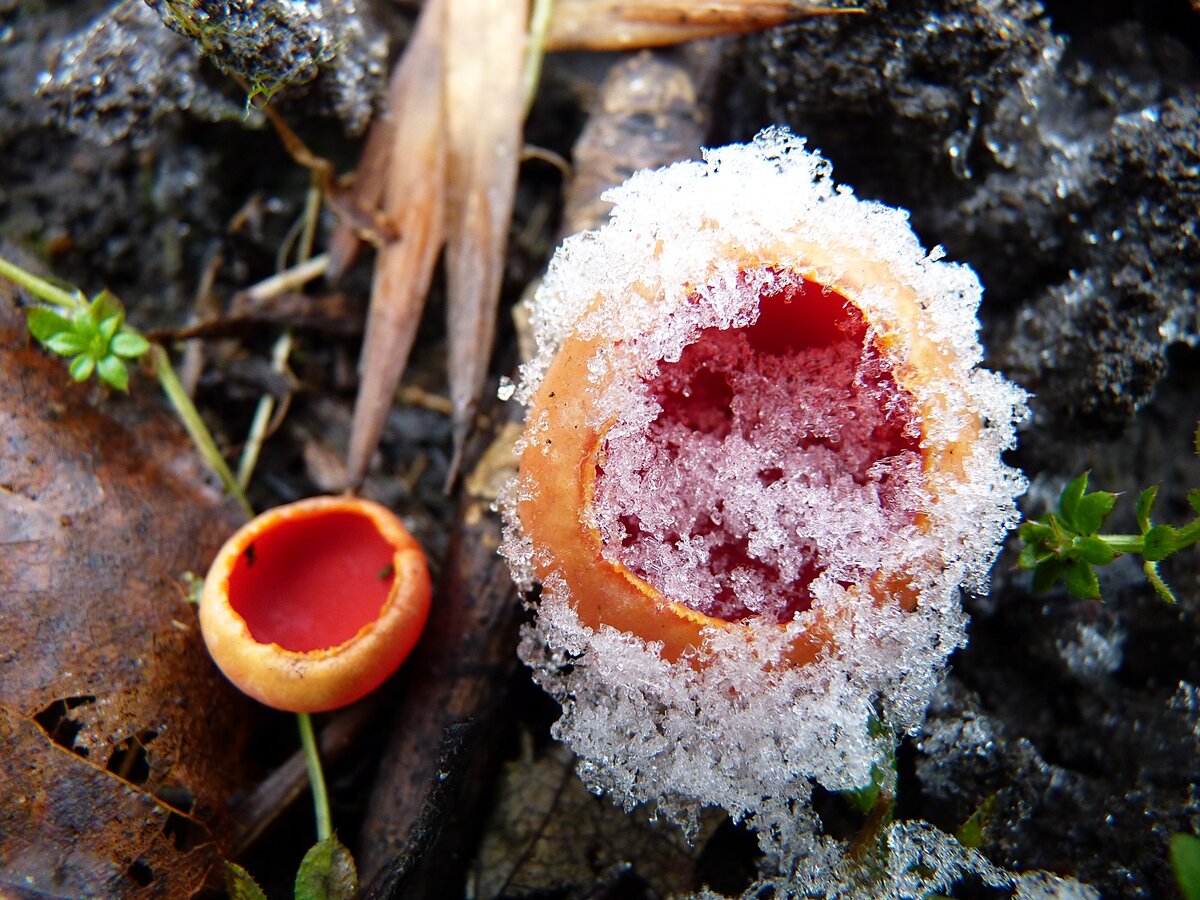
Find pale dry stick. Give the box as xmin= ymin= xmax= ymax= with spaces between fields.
xmin=544 ymin=0 xmax=859 ymax=50
xmin=346 ymin=0 xmax=448 ymax=489
xmin=295 ymin=178 xmax=323 ymax=267
xmin=238 ymin=253 xmax=331 ymax=306
xmin=235 ymin=185 xmax=325 ymax=489
xmin=522 ymin=0 xmax=556 ymax=112
xmin=443 ymin=0 xmax=530 ymax=487
xmin=236 ymin=330 xmax=294 ymax=491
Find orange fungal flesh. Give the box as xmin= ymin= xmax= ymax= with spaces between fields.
xmin=227 ymin=511 xmax=396 ymax=652
xmin=594 ymin=278 xmax=922 ymax=624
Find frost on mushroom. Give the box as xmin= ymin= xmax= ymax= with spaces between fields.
xmin=499 ymin=129 xmax=1028 ymax=854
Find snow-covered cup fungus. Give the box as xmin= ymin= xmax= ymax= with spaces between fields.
xmin=501 ymin=129 xmax=1027 ymax=833
xmin=199 ymin=496 xmax=432 ymax=713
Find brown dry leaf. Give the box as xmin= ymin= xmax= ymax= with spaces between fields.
xmin=444 ymin=0 xmax=529 ymax=482
xmin=544 ymin=0 xmax=851 ymax=50
xmin=335 ymin=2 xmax=856 ymax=485
xmin=0 ymin=284 xmax=253 ymax=895
xmin=346 ymin=0 xmax=448 ymax=488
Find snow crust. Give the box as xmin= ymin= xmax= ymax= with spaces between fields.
xmin=500 ymin=129 xmax=1030 ymax=869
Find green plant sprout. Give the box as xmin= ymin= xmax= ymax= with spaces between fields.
xmin=224 ymin=831 xmax=357 ymax=900
xmin=1017 ymin=427 xmax=1200 ymax=603
xmin=0 ymin=257 xmax=149 ymax=392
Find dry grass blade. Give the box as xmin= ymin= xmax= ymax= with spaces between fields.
xmin=444 ymin=0 xmax=529 ymax=485
xmin=346 ymin=0 xmax=448 ymax=489
xmin=545 ymin=0 xmax=855 ymax=50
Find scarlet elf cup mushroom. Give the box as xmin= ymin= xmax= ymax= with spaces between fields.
xmin=199 ymin=496 xmax=431 ymax=713
xmin=501 ymin=129 xmax=1028 ymax=829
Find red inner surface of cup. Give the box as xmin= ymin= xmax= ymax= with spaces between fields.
xmin=227 ymin=511 xmax=397 ymax=651
xmin=596 ymin=276 xmax=922 ymax=623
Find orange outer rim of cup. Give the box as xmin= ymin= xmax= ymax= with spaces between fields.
xmin=517 ymin=258 xmax=981 ymax=665
xmin=199 ymin=496 xmax=432 ymax=713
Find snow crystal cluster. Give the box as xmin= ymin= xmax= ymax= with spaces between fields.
xmin=500 ymin=129 xmax=1029 ymax=864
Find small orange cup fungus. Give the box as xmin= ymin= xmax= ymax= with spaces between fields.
xmin=199 ymin=496 xmax=432 ymax=713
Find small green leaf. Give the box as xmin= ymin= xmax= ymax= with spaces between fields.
xmin=1187 ymin=489 xmax=1200 ymax=516
xmin=843 ymin=765 xmax=884 ymax=816
xmin=1145 ymin=561 xmax=1178 ymax=605
xmin=1136 ymin=486 xmax=1160 ymax=535
xmin=26 ymin=307 xmax=71 ymax=342
xmin=89 ymin=288 xmax=123 ymax=321
xmin=1080 ymin=536 xmax=1117 ymax=566
xmin=110 ymin=330 xmax=150 ymax=358
xmin=1143 ymin=524 xmax=1178 ymax=562
xmin=1032 ymin=558 xmax=1069 ymax=594
xmin=295 ymin=835 xmax=358 ymax=900
xmin=1172 ymin=832 xmax=1200 ymax=900
xmin=1074 ymin=490 xmax=1117 ymax=535
xmin=1058 ymin=473 xmax=1089 ymax=530
xmin=223 ymin=861 xmax=268 ymax=900
xmin=98 ymin=313 xmax=122 ymax=342
xmin=1063 ymin=558 xmax=1101 ymax=600
xmin=97 ymin=355 xmax=130 ymax=391
xmin=1018 ymin=520 xmax=1054 ymax=544
xmin=45 ymin=331 xmax=88 ymax=356
xmin=68 ymin=354 xmax=95 ymax=382
xmin=1017 ymin=542 xmax=1045 ymax=571
xmin=955 ymin=794 xmax=998 ymax=849
xmin=71 ymin=306 xmax=98 ymax=339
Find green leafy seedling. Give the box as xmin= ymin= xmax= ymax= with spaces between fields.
xmin=1018 ymin=439 xmax=1200 ymax=603
xmin=26 ymin=289 xmax=150 ymax=391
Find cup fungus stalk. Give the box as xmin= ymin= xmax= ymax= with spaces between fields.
xmin=500 ymin=129 xmax=1028 ymax=849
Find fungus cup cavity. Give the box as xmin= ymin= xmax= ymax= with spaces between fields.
xmin=200 ymin=496 xmax=432 ymax=713
xmin=500 ymin=129 xmax=1028 ymax=845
